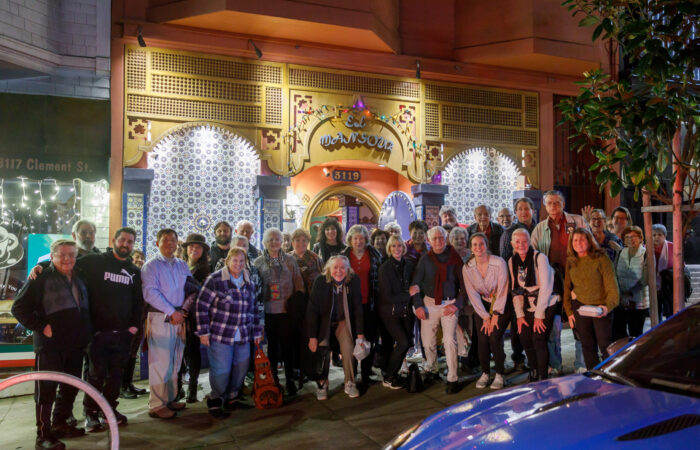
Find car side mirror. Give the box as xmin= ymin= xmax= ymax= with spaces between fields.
xmin=606 ymin=336 xmax=635 ymax=356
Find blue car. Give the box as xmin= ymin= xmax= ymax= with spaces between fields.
xmin=386 ymin=303 xmax=700 ymax=449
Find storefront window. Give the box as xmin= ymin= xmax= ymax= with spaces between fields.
xmin=0 ymin=177 xmax=109 ymax=351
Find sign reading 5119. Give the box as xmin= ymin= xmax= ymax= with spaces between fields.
xmin=333 ymin=170 xmax=361 ymax=182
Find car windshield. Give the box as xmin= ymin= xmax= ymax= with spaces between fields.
xmin=596 ymin=304 xmax=700 ymax=398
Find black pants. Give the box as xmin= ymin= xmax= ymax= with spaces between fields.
xmin=466 ymin=315 xmax=480 ymax=368
xmin=473 ymin=310 xmax=510 ymax=375
xmin=179 ymin=315 xmax=201 ymax=393
xmin=506 ymin=297 xmax=525 ymax=364
xmin=265 ymin=313 xmax=295 ymax=384
xmin=35 ymin=348 xmax=84 ymax=438
xmin=572 ymin=300 xmax=612 ymax=369
xmin=360 ymin=303 xmax=378 ymax=381
xmin=380 ymin=313 xmax=413 ymax=379
xmin=122 ymin=316 xmax=146 ymax=389
xmin=84 ymin=331 xmax=132 ymax=413
xmin=613 ymin=307 xmax=647 ymax=339
xmin=518 ymin=305 xmax=556 ymax=379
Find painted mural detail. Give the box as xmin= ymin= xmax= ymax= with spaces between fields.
xmin=378 ymin=191 xmax=417 ymax=239
xmin=0 ymin=226 xmax=23 ymax=269
xmin=443 ymin=147 xmax=521 ymax=223
xmin=146 ymin=125 xmax=260 ymax=258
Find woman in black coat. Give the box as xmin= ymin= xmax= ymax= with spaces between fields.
xmin=307 ymin=255 xmax=365 ymax=400
xmin=377 ymin=235 xmax=416 ymax=389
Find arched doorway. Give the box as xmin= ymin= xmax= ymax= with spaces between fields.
xmin=301 ymin=184 xmax=382 ymax=234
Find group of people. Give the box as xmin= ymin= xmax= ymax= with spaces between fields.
xmin=12 ymin=192 xmax=677 ymax=449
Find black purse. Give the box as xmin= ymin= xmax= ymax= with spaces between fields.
xmin=391 ymin=302 xmax=410 ymax=318
xmin=302 ymin=345 xmax=330 ymax=381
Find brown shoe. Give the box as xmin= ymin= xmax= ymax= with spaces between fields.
xmin=148 ymin=407 xmax=177 ymax=419
xmin=167 ymin=401 xmax=186 ymax=411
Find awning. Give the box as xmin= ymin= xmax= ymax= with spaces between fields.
xmin=0 ymin=93 xmax=110 ymax=182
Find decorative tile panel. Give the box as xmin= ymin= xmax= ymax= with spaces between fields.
xmin=125 ymin=192 xmax=146 ymax=251
xmin=442 ymin=147 xmax=521 ymax=224
xmin=146 ymin=124 xmax=260 ymax=258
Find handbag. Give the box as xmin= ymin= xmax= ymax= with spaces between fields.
xmin=406 ymin=363 xmax=423 ymax=393
xmin=252 ymin=344 xmax=283 ymax=409
xmin=391 ymin=302 xmax=410 ymax=318
xmin=302 ymin=345 xmax=330 ymax=381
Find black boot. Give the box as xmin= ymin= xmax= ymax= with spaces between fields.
xmin=528 ymin=369 xmax=539 ymax=383
xmin=120 ymin=358 xmax=138 ymax=399
xmin=174 ymin=373 xmax=185 ymax=402
xmin=186 ymin=380 xmax=198 ymax=403
xmin=206 ymin=397 xmax=229 ymax=418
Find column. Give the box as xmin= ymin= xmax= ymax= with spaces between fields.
xmin=122 ymin=168 xmax=154 ymax=253
xmin=411 ymin=184 xmax=449 ymax=228
xmin=256 ymin=175 xmax=291 ymax=238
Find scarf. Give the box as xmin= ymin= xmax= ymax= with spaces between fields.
xmin=427 ymin=246 xmax=463 ymax=305
xmin=511 ymin=247 xmax=537 ymax=294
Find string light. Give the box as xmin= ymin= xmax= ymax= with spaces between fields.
xmin=18 ymin=176 xmax=28 ymax=209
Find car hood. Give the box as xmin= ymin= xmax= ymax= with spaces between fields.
xmin=402 ymin=375 xmax=699 ymax=449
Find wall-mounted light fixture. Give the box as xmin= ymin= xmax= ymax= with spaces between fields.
xmin=248 ymin=39 xmax=263 ymax=59
xmin=137 ymin=25 xmax=147 ymax=47
xmin=415 ymin=60 xmax=421 ymax=79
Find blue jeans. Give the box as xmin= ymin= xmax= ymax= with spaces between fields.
xmin=574 ymin=339 xmax=586 ymax=370
xmin=547 ymin=314 xmax=563 ymax=372
xmin=207 ymin=340 xmax=250 ymax=401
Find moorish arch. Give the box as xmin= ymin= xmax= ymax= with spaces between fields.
xmin=442 ymin=147 xmax=522 ymax=223
xmin=301 ymin=184 xmax=382 ymax=232
xmin=145 ymin=123 xmax=261 ymax=257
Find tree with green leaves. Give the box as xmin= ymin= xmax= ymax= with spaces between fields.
xmin=558 ymin=0 xmax=698 ymax=314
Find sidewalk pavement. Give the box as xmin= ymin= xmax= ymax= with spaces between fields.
xmin=0 ymin=321 xmax=634 ymax=449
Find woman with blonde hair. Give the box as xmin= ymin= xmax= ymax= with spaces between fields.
xmin=253 ymin=228 xmax=304 ymax=395
xmin=377 ymin=236 xmax=415 ymax=389
xmin=196 ymin=247 xmax=262 ymax=417
xmin=307 ymin=255 xmax=365 ymax=400
xmin=563 ymin=228 xmax=619 ymax=369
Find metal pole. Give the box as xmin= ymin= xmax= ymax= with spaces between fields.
xmin=642 ymin=191 xmax=659 ymax=326
xmin=672 ymin=131 xmax=685 ymax=313
xmin=0 ymin=371 xmax=119 ymax=450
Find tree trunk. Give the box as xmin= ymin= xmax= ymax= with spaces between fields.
xmin=672 ymin=131 xmax=685 ymax=313
xmin=642 ymin=191 xmax=658 ymax=326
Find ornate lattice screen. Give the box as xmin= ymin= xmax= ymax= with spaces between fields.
xmin=124 ymin=46 xmax=283 ymax=127
xmin=425 ymin=83 xmax=538 ymax=149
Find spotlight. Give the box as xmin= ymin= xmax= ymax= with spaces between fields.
xmin=322 ymin=168 xmax=331 ymax=177
xmin=137 ymin=25 xmax=147 ymax=47
xmin=415 ymin=60 xmax=421 ymax=79
xmin=248 ymin=39 xmax=263 ymax=59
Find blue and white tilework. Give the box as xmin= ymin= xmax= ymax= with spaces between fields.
xmin=146 ymin=124 xmax=260 ymax=258
xmin=125 ymin=192 xmax=146 ymax=252
xmin=442 ymin=147 xmax=521 ymax=223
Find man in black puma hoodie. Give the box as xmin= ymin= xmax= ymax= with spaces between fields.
xmin=31 ymin=227 xmax=144 ymax=432
xmin=78 ymin=227 xmax=143 ymax=431
xmin=12 ymin=239 xmax=91 ymax=450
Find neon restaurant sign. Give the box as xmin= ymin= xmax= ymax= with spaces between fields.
xmin=319 ymin=114 xmax=394 ymax=152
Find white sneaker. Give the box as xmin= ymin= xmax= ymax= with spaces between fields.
xmin=475 ymin=373 xmax=490 ymax=388
xmin=344 ymin=381 xmax=359 ymax=398
xmin=490 ymin=374 xmax=505 ymax=389
xmin=316 ymin=383 xmax=328 ymax=401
